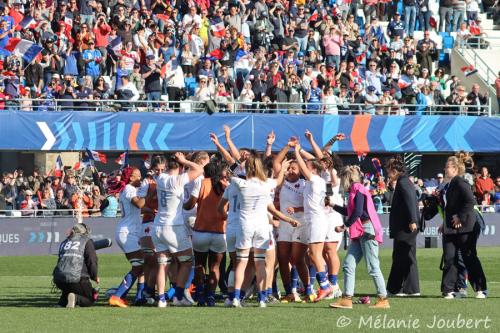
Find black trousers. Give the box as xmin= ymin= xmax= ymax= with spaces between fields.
xmin=56 ymin=279 xmax=95 ymax=307
xmin=386 ymin=232 xmax=420 ymax=294
xmin=167 ymin=87 xmax=183 ymax=112
xmin=441 ymin=231 xmax=487 ymax=294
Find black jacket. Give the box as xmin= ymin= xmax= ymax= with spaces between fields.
xmin=443 ymin=176 xmax=476 ymax=235
xmin=389 ymin=175 xmax=420 ymax=240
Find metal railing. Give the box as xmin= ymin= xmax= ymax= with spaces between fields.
xmin=2 ymin=98 xmax=494 ymax=116
xmin=457 ymin=46 xmax=498 ymax=86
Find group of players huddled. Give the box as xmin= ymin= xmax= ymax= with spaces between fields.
xmin=108 ymin=125 xmax=389 ymax=309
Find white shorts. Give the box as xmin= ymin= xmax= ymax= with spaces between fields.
xmin=140 ymin=222 xmax=154 ymax=238
xmin=226 ymin=223 xmax=238 ymax=253
xmin=307 ymin=218 xmax=328 ymax=244
xmin=325 ymin=213 xmax=343 ymax=244
xmin=268 ymin=225 xmax=276 ymax=250
xmin=277 ymin=220 xmax=295 ymax=243
xmin=153 ymin=224 xmax=192 ymax=254
xmin=116 ymin=230 xmax=141 ymax=254
xmin=192 ymin=230 xmax=227 ymax=253
xmin=292 ymin=222 xmax=310 ymax=245
xmin=183 ymin=211 xmax=196 ymax=236
xmin=236 ymin=222 xmax=270 ymax=250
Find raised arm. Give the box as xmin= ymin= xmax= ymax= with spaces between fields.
xmin=275 ymin=159 xmax=290 ymax=187
xmin=322 ymin=133 xmax=346 ymax=153
xmin=210 ymin=133 xmax=235 ymax=165
xmin=175 ymin=152 xmax=203 ymax=182
xmin=223 ymin=125 xmax=241 ymax=161
xmin=265 ymin=130 xmax=275 ymax=158
xmin=294 ymin=143 xmax=312 ymax=180
xmin=304 ymin=129 xmax=324 ymax=159
xmin=273 ymin=141 xmax=292 ymax=175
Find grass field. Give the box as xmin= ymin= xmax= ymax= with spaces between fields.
xmin=0 ymin=247 xmax=499 ymax=333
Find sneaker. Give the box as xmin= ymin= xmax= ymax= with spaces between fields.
xmin=314 ymin=287 xmax=333 ymax=302
xmin=306 ymin=293 xmax=317 ymax=303
xmin=369 ymin=297 xmax=390 ymax=309
xmin=476 ymin=291 xmax=487 ymax=299
xmin=172 ymin=297 xmax=192 ymax=307
xmin=353 ymin=296 xmax=371 ymax=304
xmin=443 ymin=292 xmax=455 ymax=299
xmin=158 ymin=300 xmax=167 ymax=308
xmin=232 ymin=298 xmax=242 ymax=308
xmin=457 ymin=288 xmax=467 ymax=298
xmin=266 ymin=295 xmax=280 ymax=304
xmin=224 ymin=298 xmax=233 ymax=307
xmin=329 ymin=296 xmax=353 ymax=309
xmin=184 ymin=289 xmax=195 ymax=304
xmin=207 ymin=296 xmax=216 ymax=307
xmin=326 ymin=285 xmax=342 ymax=300
xmin=408 ymin=293 xmax=421 ymax=297
xmin=109 ymin=295 xmax=128 ymax=308
xmin=66 ymin=293 xmax=76 ymax=308
xmin=259 ymin=300 xmax=267 ymax=308
xmin=281 ymin=293 xmax=302 ymax=303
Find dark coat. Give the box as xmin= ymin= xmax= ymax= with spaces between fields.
xmin=443 ymin=175 xmax=476 ymax=235
xmin=389 ymin=174 xmax=420 ymax=240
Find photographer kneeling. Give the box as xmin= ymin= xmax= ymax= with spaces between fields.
xmin=53 ymin=224 xmax=99 ymax=308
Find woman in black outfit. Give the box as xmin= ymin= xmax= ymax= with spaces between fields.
xmin=385 ymin=156 xmax=421 ymax=296
xmin=441 ymin=153 xmax=487 ymax=299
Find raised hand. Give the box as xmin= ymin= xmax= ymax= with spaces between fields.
xmin=304 ymin=129 xmax=313 ymax=141
xmin=281 ymin=158 xmax=290 ymax=170
xmin=288 ymin=136 xmax=298 ymax=147
xmin=267 ymin=130 xmax=275 ymax=145
xmin=223 ymin=124 xmax=231 ymax=137
xmin=209 ymin=132 xmax=219 ymax=145
xmin=174 ymin=152 xmax=186 ymax=164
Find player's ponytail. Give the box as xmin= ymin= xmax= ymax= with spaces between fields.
xmin=448 ymin=151 xmax=474 ymax=176
xmin=246 ymin=155 xmax=267 ymax=182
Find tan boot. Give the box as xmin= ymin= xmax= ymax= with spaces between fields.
xmin=369 ymin=297 xmax=390 ymax=309
xmin=329 ymin=296 xmax=353 ymax=309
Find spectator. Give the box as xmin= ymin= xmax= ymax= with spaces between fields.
xmin=1 ymin=173 xmax=17 ymax=210
xmin=55 ymin=188 xmax=71 ymax=216
xmin=39 ymin=186 xmax=57 ymax=216
xmin=90 ymin=186 xmax=104 ymax=216
xmin=466 ymin=84 xmax=488 ymax=116
xmin=474 ymin=167 xmax=495 ymax=205
xmin=494 ymin=177 xmax=500 ymax=213
xmin=20 ymin=189 xmax=38 ymax=216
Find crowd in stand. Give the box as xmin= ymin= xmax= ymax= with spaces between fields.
xmin=0 ymin=0 xmax=494 ymax=114
xmin=1 ymin=157 xmax=499 ymax=216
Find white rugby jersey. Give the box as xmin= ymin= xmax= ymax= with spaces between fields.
xmin=154 ymin=173 xmax=190 ymax=226
xmin=222 ymin=181 xmax=241 ymax=227
xmin=232 ymin=177 xmax=275 ymax=226
xmin=279 ymin=178 xmax=306 ymax=220
xmin=118 ymin=184 xmax=141 ymax=233
xmin=303 ymin=174 xmax=327 ymax=220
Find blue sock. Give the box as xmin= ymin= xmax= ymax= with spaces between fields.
xmin=328 ymin=274 xmax=338 ymax=286
xmin=135 ymin=282 xmax=145 ymax=301
xmin=166 ymin=287 xmax=175 ymax=300
xmin=185 ymin=266 xmax=195 ymax=289
xmin=175 ymin=287 xmax=184 ymax=300
xmin=291 ymin=266 xmax=299 ymax=290
xmin=266 ymin=288 xmax=273 ymax=297
xmin=309 ymin=265 xmax=317 ymax=287
xmin=234 ymin=289 xmax=241 ymax=300
xmin=306 ymin=284 xmax=313 ymax=295
xmin=228 ymin=291 xmax=235 ymax=301
xmin=206 ymin=290 xmax=215 ymax=298
xmin=258 ymin=290 xmax=267 ymax=302
xmin=284 ymin=283 xmax=292 ymax=295
xmin=240 ymin=290 xmax=246 ymax=300
xmin=317 ymin=271 xmax=329 ymax=290
xmin=115 ymin=271 xmax=137 ymax=298
xmin=159 ymin=293 xmax=166 ymax=302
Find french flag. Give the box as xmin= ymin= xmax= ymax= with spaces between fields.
xmin=309 ymin=10 xmax=319 ymax=22
xmin=108 ymin=36 xmax=122 ymax=55
xmin=86 ymin=149 xmax=107 ymax=163
xmin=398 ymin=76 xmax=412 ymax=89
xmin=16 ymin=16 xmax=37 ymax=31
xmin=55 ymin=155 xmax=63 ymax=177
xmin=3 ymin=38 xmax=43 ymax=64
xmin=116 ymin=151 xmax=129 ymax=167
xmin=461 ymin=65 xmax=478 ymax=77
xmin=211 ymin=22 xmax=226 ymax=38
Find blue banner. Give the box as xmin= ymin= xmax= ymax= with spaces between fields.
xmin=1 ymin=112 xmax=499 ymax=152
